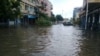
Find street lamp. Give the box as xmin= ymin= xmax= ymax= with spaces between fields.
xmin=85 ymin=0 xmax=88 ymax=30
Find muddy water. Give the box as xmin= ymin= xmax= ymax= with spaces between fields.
xmin=0 ymin=24 xmax=100 ymax=56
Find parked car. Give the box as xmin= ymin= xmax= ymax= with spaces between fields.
xmin=63 ymin=22 xmax=73 ymax=26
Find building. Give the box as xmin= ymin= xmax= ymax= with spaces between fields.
xmin=0 ymin=0 xmax=53 ymax=26
xmin=80 ymin=0 xmax=100 ymax=30
xmin=45 ymin=0 xmax=53 ymax=17
xmin=38 ymin=0 xmax=53 ymax=17
xmin=20 ymin=0 xmax=53 ymax=18
xmin=20 ymin=0 xmax=53 ymax=25
xmin=20 ymin=0 xmax=41 ymax=24
xmin=73 ymin=7 xmax=82 ymax=22
xmin=20 ymin=0 xmax=40 ymax=17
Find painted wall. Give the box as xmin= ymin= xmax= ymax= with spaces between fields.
xmin=21 ymin=0 xmax=38 ymax=15
xmin=38 ymin=0 xmax=53 ymax=17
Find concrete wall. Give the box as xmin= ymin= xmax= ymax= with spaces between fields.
xmin=21 ymin=0 xmax=52 ymax=17
xmin=45 ymin=0 xmax=53 ymax=17
xmin=21 ymin=0 xmax=39 ymax=15
xmin=87 ymin=0 xmax=100 ymax=3
xmin=38 ymin=0 xmax=53 ymax=17
xmin=83 ymin=0 xmax=100 ymax=9
xmin=73 ymin=7 xmax=82 ymax=21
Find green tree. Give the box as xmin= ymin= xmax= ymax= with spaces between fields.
xmin=56 ymin=15 xmax=64 ymax=21
xmin=0 ymin=0 xmax=21 ymax=20
xmin=35 ymin=11 xmax=51 ymax=26
xmin=50 ymin=12 xmax=56 ymax=22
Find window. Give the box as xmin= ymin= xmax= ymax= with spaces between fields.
xmin=25 ymin=4 xmax=29 ymax=10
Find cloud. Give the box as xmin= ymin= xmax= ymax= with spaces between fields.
xmin=50 ymin=0 xmax=83 ymax=18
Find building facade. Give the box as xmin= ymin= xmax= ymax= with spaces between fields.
xmin=45 ymin=0 xmax=53 ymax=17
xmin=20 ymin=0 xmax=41 ymax=24
xmin=38 ymin=0 xmax=53 ymax=17
xmin=20 ymin=0 xmax=53 ymax=18
xmin=20 ymin=0 xmax=53 ymax=24
xmin=20 ymin=0 xmax=40 ymax=16
xmin=80 ymin=0 xmax=100 ymax=30
xmin=73 ymin=7 xmax=82 ymax=22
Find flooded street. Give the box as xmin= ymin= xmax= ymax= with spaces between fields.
xmin=0 ymin=24 xmax=100 ymax=56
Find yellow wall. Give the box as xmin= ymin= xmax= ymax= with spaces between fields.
xmin=20 ymin=0 xmax=36 ymax=14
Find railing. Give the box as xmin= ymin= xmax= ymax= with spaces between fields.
xmin=21 ymin=0 xmax=36 ymax=6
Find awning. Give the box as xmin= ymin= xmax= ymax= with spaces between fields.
xmin=27 ymin=15 xmax=37 ymax=19
xmin=83 ymin=3 xmax=100 ymax=11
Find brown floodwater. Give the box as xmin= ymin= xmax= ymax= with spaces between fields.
xmin=0 ymin=24 xmax=100 ymax=56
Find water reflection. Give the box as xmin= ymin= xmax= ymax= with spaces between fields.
xmin=17 ymin=27 xmax=51 ymax=56
xmin=0 ymin=28 xmax=21 ymax=56
xmin=0 ymin=27 xmax=51 ymax=56
xmin=79 ymin=31 xmax=100 ymax=56
xmin=0 ymin=24 xmax=100 ymax=56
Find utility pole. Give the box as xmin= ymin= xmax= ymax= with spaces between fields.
xmin=85 ymin=0 xmax=88 ymax=30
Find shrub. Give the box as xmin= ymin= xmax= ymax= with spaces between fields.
xmin=35 ymin=17 xmax=51 ymax=26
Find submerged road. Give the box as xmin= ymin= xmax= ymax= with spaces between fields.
xmin=0 ymin=24 xmax=100 ymax=56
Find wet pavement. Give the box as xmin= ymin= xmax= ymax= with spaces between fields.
xmin=0 ymin=24 xmax=100 ymax=56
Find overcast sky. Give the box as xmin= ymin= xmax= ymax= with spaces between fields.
xmin=49 ymin=0 xmax=83 ymax=18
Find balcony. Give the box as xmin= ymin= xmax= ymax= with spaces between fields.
xmin=21 ymin=9 xmax=28 ymax=14
xmin=21 ymin=0 xmax=35 ymax=6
